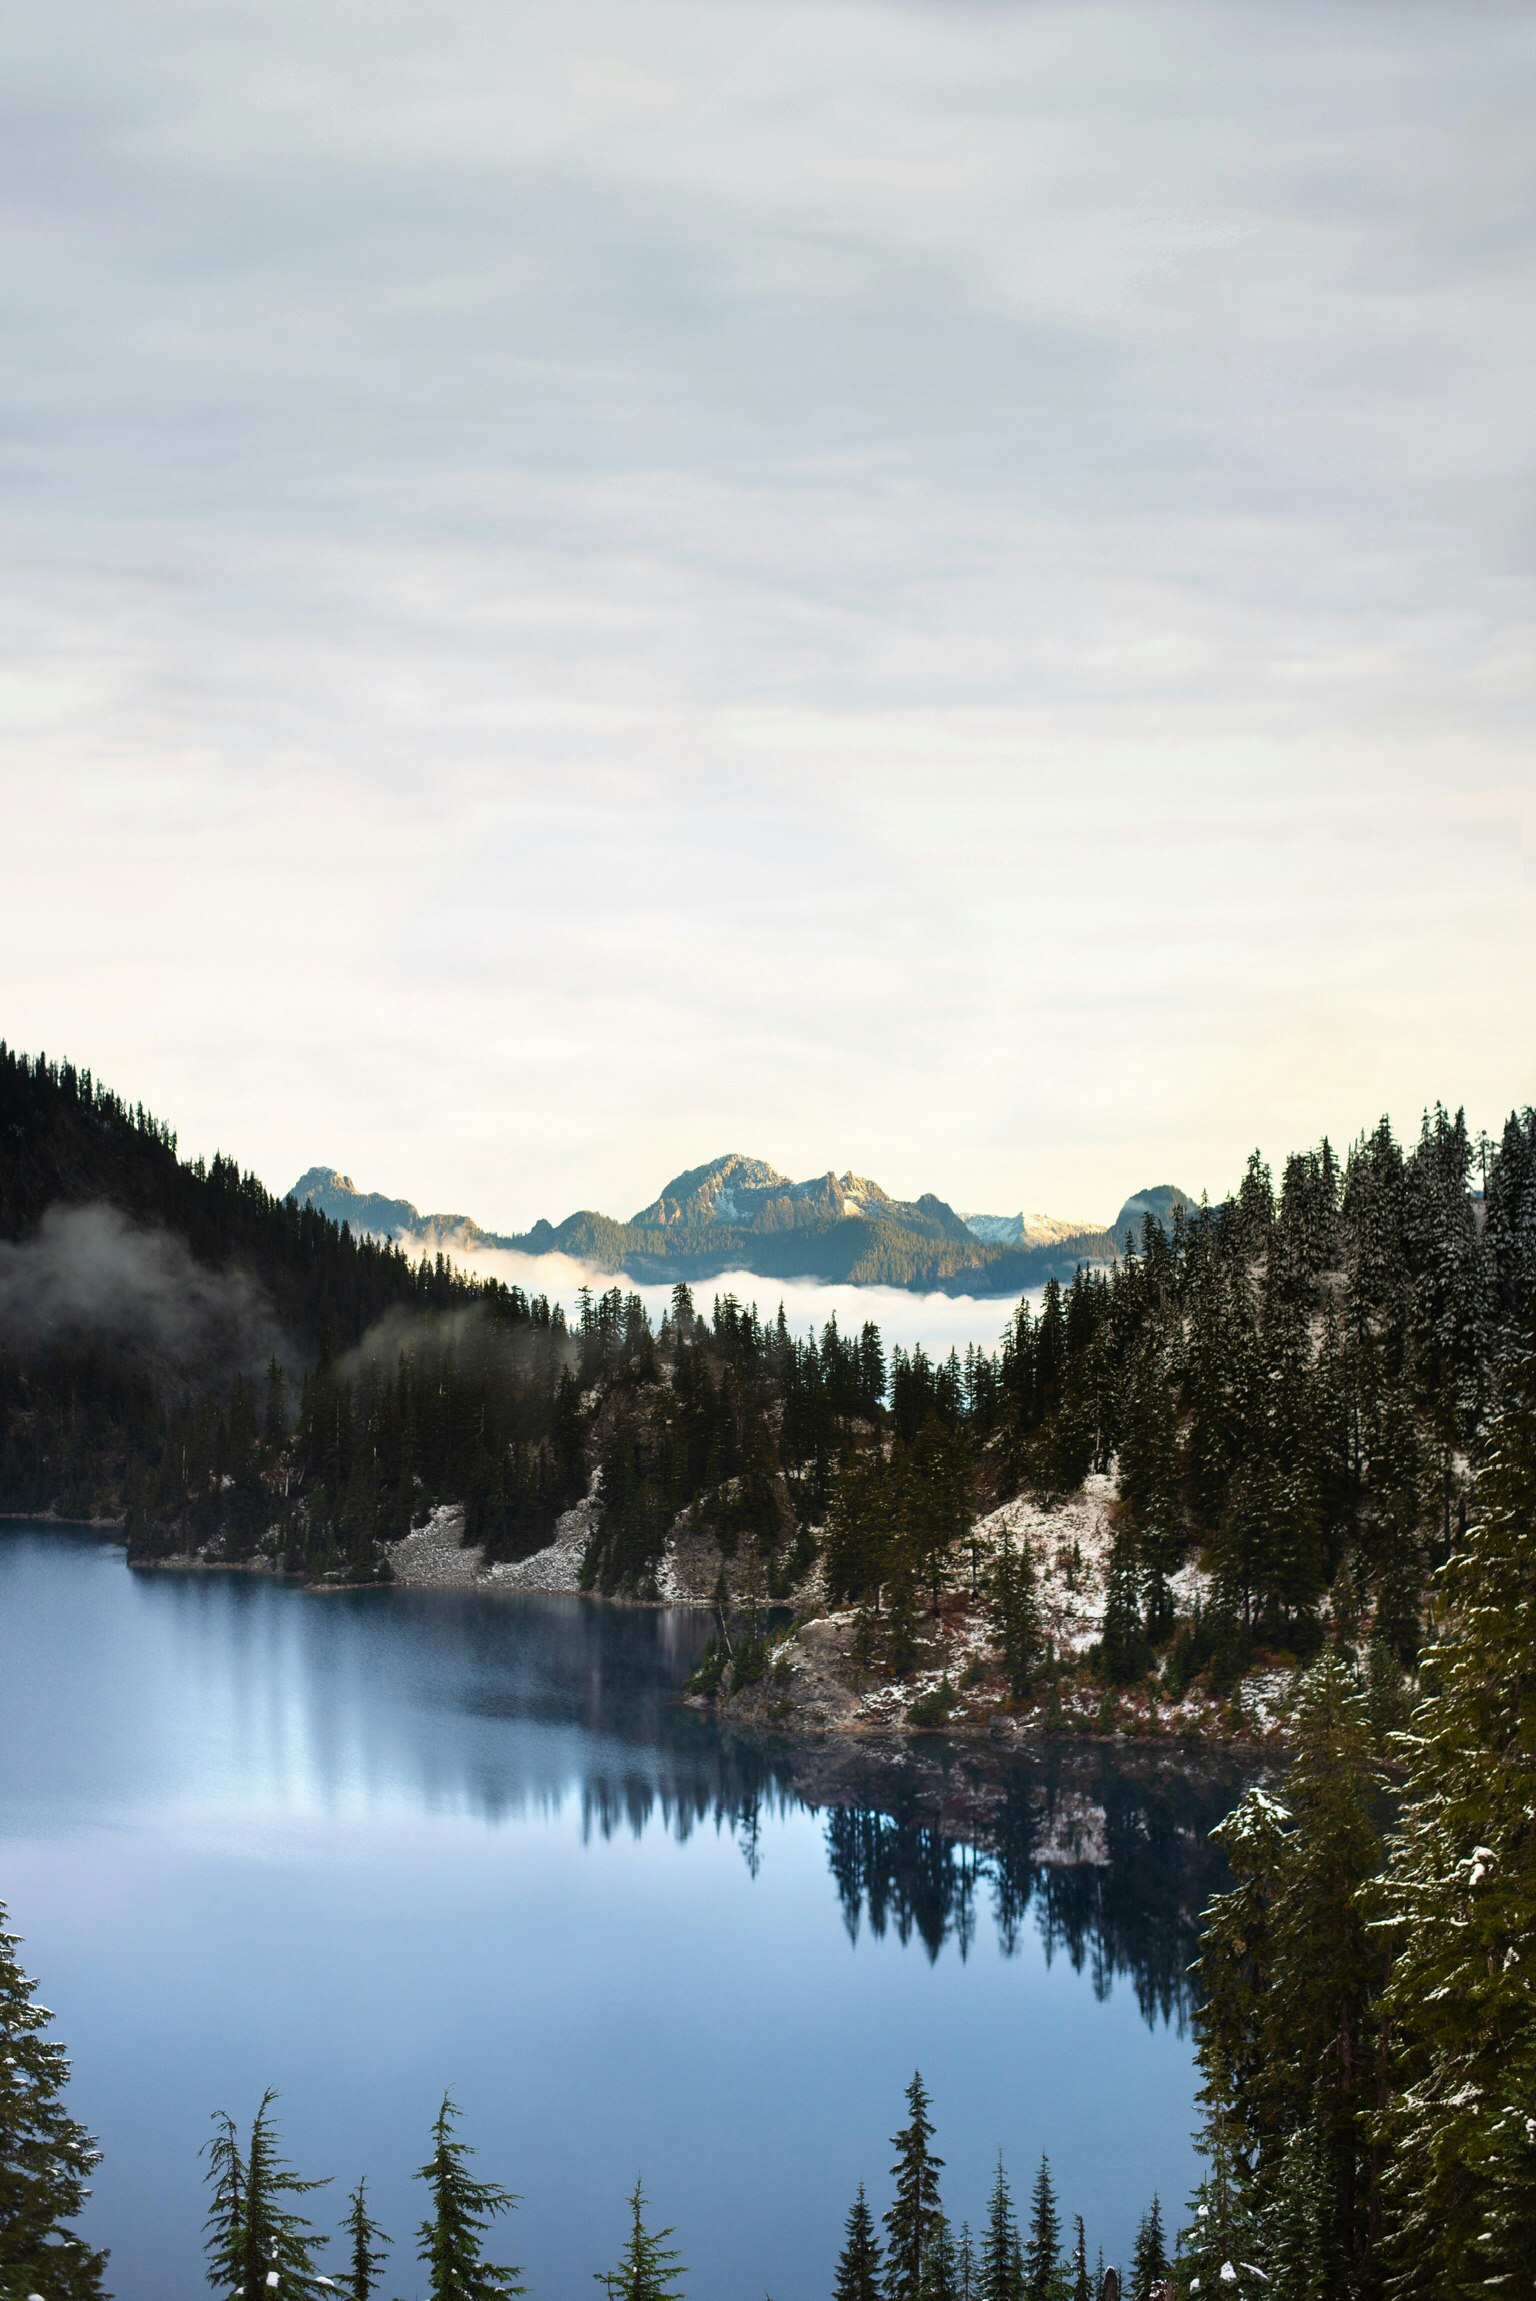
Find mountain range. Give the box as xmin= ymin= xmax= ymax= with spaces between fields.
xmin=288 ymin=1153 xmax=1190 ymax=1297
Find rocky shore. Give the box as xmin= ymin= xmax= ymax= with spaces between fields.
xmin=697 ymin=1474 xmax=1302 ymax=1753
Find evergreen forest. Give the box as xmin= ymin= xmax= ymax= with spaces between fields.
xmin=5 ymin=1045 xmax=1536 ymax=1711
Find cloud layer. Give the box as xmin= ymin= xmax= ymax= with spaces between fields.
xmin=2 ymin=0 xmax=1534 ymax=1223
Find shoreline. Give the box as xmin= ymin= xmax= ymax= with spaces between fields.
xmin=5 ymin=1508 xmax=1298 ymax=1756
xmin=0 ymin=1509 xmax=126 ymax=1530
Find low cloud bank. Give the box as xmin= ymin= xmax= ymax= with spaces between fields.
xmin=415 ymin=1231 xmax=1030 ymax=1359
xmin=0 ymin=1203 xmax=289 ymax=1380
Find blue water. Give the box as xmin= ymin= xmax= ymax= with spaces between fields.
xmin=0 ymin=1526 xmax=1246 ymax=2299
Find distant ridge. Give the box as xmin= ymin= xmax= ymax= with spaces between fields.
xmin=289 ymin=1156 xmax=1192 ymax=1298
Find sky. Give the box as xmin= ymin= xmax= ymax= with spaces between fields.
xmin=3 ymin=0 xmax=1535 ymax=1233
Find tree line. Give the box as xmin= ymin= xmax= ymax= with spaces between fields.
xmin=6 ymin=1045 xmax=1536 ymax=1702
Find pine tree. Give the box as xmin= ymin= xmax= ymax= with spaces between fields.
xmin=594 ymin=2178 xmax=686 ymax=2301
xmin=834 ymin=2185 xmax=884 ymax=2301
xmin=955 ymin=2223 xmax=978 ymax=2301
xmin=1171 ymin=2165 xmax=1264 ymax=2301
xmin=1098 ymin=1528 xmax=1152 ymax=1685
xmin=988 ymin=1534 xmax=1040 ymax=1700
xmin=1185 ymin=1651 xmax=1385 ymax=2288
xmin=928 ymin=2215 xmax=961 ymax=2301
xmin=414 ymin=2093 xmax=523 ymax=2301
xmin=0 ymin=1905 xmax=107 ymax=2300
xmin=883 ymin=2073 xmax=945 ymax=2301
xmin=1127 ymin=2198 xmax=1166 ymax=2301
xmin=1069 ymin=2216 xmax=1090 ymax=2301
xmin=978 ymin=2157 xmax=1023 ymax=2301
xmin=1022 ymin=2159 xmax=1066 ymax=2301
xmin=339 ymin=2174 xmax=390 ymax=2301
xmin=202 ymin=2089 xmax=329 ymax=2300
xmin=1262 ymin=2113 xmax=1332 ymax=2301
xmin=1374 ymin=1336 xmax=1536 ymax=2297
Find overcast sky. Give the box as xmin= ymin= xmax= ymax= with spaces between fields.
xmin=3 ymin=0 xmax=1534 ymax=1228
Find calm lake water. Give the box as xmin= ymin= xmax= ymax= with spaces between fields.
xmin=0 ymin=1526 xmax=1251 ymax=2299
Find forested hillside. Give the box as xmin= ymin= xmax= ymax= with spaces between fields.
xmin=3 ymin=1043 xmax=1535 ymax=1696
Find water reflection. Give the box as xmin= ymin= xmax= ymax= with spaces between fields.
xmin=0 ymin=1529 xmax=1254 ymax=2300
xmin=567 ymin=1733 xmax=1246 ymax=2027
xmin=816 ymin=1748 xmax=1245 ymax=2025
xmin=1 ymin=1533 xmax=1251 ymax=2029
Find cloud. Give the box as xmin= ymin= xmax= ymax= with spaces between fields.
xmin=0 ymin=1205 xmax=289 ymax=1382
xmin=1 ymin=0 xmax=1534 ymax=1222
xmin=417 ymin=1232 xmax=1027 ymax=1361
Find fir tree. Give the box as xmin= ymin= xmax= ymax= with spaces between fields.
xmin=1374 ymin=1336 xmax=1536 ymax=2298
xmin=1262 ymin=2113 xmax=1332 ymax=2301
xmin=1098 ymin=1528 xmax=1152 ymax=1685
xmin=979 ymin=2153 xmax=1025 ymax=2301
xmin=594 ymin=2178 xmax=686 ymax=2301
xmin=1022 ymin=2159 xmax=1066 ymax=2301
xmin=978 ymin=2157 xmax=1023 ymax=2301
xmin=928 ymin=2216 xmax=961 ymax=2301
xmin=339 ymin=2174 xmax=390 ymax=2301
xmin=955 ymin=2223 xmax=978 ymax=2301
xmin=202 ymin=2089 xmax=329 ymax=2300
xmin=1187 ymin=1652 xmax=1385 ymax=2287
xmin=0 ymin=1905 xmax=107 ymax=2301
xmin=988 ymin=1535 xmax=1041 ymax=1700
xmin=834 ymin=2185 xmax=884 ymax=2301
xmin=1069 ymin=2217 xmax=1090 ymax=2301
xmin=1171 ymin=2161 xmax=1263 ymax=2301
xmin=414 ymin=2093 xmax=523 ymax=2301
xmin=883 ymin=2073 xmax=945 ymax=2301
xmin=1128 ymin=2198 xmax=1166 ymax=2301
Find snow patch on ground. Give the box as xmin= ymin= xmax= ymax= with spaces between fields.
xmin=385 ymin=1505 xmax=479 ymax=1586
xmin=483 ymin=1500 xmax=594 ymax=1593
xmin=385 ymin=1498 xmax=597 ymax=1594
xmin=972 ymin=1472 xmax=1119 ymax=1655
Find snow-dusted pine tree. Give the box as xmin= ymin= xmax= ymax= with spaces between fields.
xmin=0 ymin=1903 xmax=107 ymax=2301
xmin=202 ymin=2089 xmax=330 ymax=2300
xmin=1022 ymin=2158 xmax=1067 ymax=2301
xmin=1128 ymin=2196 xmax=1166 ymax=2301
xmin=1183 ymin=1652 xmax=1385 ymax=2290
xmin=339 ymin=2173 xmax=390 ymax=2301
xmin=1374 ymin=1338 xmax=1536 ymax=2297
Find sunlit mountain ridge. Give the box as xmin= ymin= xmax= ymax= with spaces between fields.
xmin=288 ymin=1156 xmax=1192 ymax=1298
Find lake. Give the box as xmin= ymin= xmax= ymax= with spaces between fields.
xmin=0 ymin=1526 xmax=1251 ymax=2299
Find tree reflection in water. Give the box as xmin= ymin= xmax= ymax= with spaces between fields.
xmin=566 ymin=1713 xmax=1257 ymax=2032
